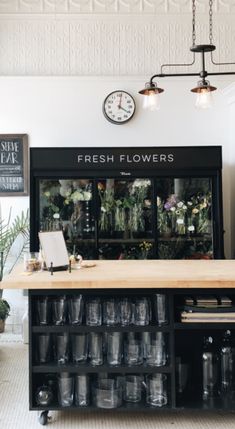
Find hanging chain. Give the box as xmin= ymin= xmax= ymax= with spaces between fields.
xmin=192 ymin=0 xmax=196 ymax=46
xmin=209 ymin=0 xmax=213 ymax=44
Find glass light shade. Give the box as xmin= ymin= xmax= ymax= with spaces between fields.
xmin=142 ymin=91 xmax=160 ymax=111
xmin=195 ymin=89 xmax=214 ymax=109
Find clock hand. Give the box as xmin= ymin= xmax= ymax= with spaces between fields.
xmin=119 ymin=106 xmax=129 ymax=113
xmin=118 ymin=93 xmax=123 ymax=109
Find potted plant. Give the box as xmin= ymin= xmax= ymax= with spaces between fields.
xmin=0 ymin=207 xmax=29 ymax=295
xmin=0 ymin=298 xmax=10 ymax=333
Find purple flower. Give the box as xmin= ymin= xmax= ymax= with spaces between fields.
xmin=164 ymin=202 xmax=172 ymax=210
xmin=164 ymin=194 xmax=178 ymax=210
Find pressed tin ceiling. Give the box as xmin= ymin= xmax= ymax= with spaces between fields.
xmin=0 ymin=0 xmax=234 ymax=76
xmin=0 ymin=0 xmax=234 ymax=14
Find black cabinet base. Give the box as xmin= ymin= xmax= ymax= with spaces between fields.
xmin=29 ymin=287 xmax=235 ymax=424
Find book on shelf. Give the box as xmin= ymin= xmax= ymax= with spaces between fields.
xmin=181 ymin=310 xmax=235 ymax=323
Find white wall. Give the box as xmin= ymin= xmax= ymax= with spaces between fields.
xmin=0 ymin=75 xmax=232 ymax=257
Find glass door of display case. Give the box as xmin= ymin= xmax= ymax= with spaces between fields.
xmin=97 ymin=178 xmax=154 ymax=260
xmin=156 ymin=178 xmax=213 ymax=259
xmin=39 ymin=179 xmax=96 ymax=259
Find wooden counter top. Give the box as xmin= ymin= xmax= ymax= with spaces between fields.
xmin=2 ymin=260 xmax=235 ymax=289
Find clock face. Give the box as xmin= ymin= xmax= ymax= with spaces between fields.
xmin=103 ymin=91 xmax=136 ymax=124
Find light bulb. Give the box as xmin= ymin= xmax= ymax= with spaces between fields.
xmin=195 ymin=89 xmax=213 ymax=109
xmin=142 ymin=91 xmax=160 ymax=111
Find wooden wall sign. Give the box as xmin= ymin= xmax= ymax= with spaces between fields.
xmin=0 ymin=134 xmax=29 ymax=196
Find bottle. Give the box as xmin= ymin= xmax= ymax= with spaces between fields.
xmin=202 ymin=335 xmax=218 ymax=399
xmin=220 ymin=330 xmax=233 ymax=393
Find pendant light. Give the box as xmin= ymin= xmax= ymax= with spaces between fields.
xmin=139 ymin=0 xmax=235 ymax=110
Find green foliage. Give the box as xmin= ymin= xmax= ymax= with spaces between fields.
xmin=0 ymin=299 xmax=10 ymax=320
xmin=0 ymin=208 xmax=29 ymax=282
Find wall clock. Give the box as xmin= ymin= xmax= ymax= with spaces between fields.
xmin=103 ymin=90 xmax=136 ymax=125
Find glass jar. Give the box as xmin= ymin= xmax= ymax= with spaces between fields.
xmin=24 ymin=252 xmax=42 ymax=272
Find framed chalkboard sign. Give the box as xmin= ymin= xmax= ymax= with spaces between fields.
xmin=0 ymin=134 xmax=29 ymax=196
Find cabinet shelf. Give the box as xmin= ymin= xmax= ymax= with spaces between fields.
xmin=32 ymin=324 xmax=170 ymax=333
xmin=158 ymin=236 xmax=212 ymax=242
xmin=99 ymin=238 xmax=154 ymax=244
xmin=30 ymin=402 xmax=172 ymax=412
xmin=32 ymin=363 xmax=172 ymax=374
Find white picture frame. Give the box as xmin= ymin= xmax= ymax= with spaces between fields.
xmin=39 ymin=231 xmax=69 ymax=269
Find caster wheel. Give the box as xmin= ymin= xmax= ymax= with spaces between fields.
xmin=38 ymin=411 xmax=48 ymax=426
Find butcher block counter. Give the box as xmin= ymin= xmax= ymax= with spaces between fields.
xmin=2 ymin=259 xmax=235 ymax=289
xmin=5 ymin=259 xmax=235 ymax=421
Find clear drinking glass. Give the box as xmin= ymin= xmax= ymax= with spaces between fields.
xmin=124 ymin=337 xmax=143 ymax=366
xmin=142 ymin=332 xmax=151 ymax=359
xmin=94 ymin=378 xmax=122 ymax=409
xmin=124 ymin=375 xmax=142 ymax=403
xmin=36 ymin=334 xmax=51 ymax=364
xmin=71 ymin=334 xmax=88 ymax=364
xmin=55 ymin=333 xmax=69 ymax=364
xmin=119 ymin=298 xmax=132 ymax=326
xmin=58 ymin=373 xmax=74 ymax=407
xmin=155 ymin=294 xmax=168 ymax=326
xmin=86 ymin=298 xmax=102 ymax=326
xmin=103 ymin=299 xmax=119 ymax=325
xmin=68 ymin=295 xmax=84 ymax=325
xmin=176 ymin=357 xmax=189 ymax=395
xmin=36 ymin=296 xmax=50 ymax=325
xmin=107 ymin=332 xmax=122 ymax=366
xmin=134 ymin=297 xmax=150 ymax=326
xmin=52 ymin=296 xmax=67 ymax=325
xmin=146 ymin=374 xmax=168 ymax=407
xmin=89 ymin=332 xmax=103 ymax=366
xmin=75 ymin=375 xmax=90 ymax=407
xmin=146 ymin=332 xmax=167 ymax=367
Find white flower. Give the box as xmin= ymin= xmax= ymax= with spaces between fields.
xmin=170 ymin=207 xmax=176 ymax=212
xmin=72 ymin=180 xmax=81 ymax=188
xmin=60 ymin=187 xmax=72 ymax=198
xmin=83 ymin=191 xmax=92 ymax=201
xmin=145 ymin=199 xmax=151 ymax=208
xmin=59 ymin=180 xmax=72 ymax=187
xmin=157 ymin=197 xmax=161 ymax=207
xmin=133 ymin=179 xmax=151 ymax=188
xmin=176 ymin=218 xmax=184 ymax=224
xmin=187 ymin=201 xmax=193 ymax=206
xmin=183 ymin=205 xmax=187 ymax=210
xmin=192 ymin=208 xmax=199 ymax=214
xmin=177 ymin=202 xmax=183 ymax=208
xmin=188 ymin=225 xmax=195 ymax=232
xmin=101 ymin=206 xmax=106 ymax=213
xmin=71 ymin=191 xmax=84 ymax=202
xmin=53 ymin=213 xmax=60 ymax=219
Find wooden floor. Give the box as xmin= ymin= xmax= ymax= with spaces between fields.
xmin=0 ymin=335 xmax=235 ymax=429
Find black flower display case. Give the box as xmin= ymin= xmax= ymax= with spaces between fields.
xmin=30 ymin=146 xmax=224 ymax=260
